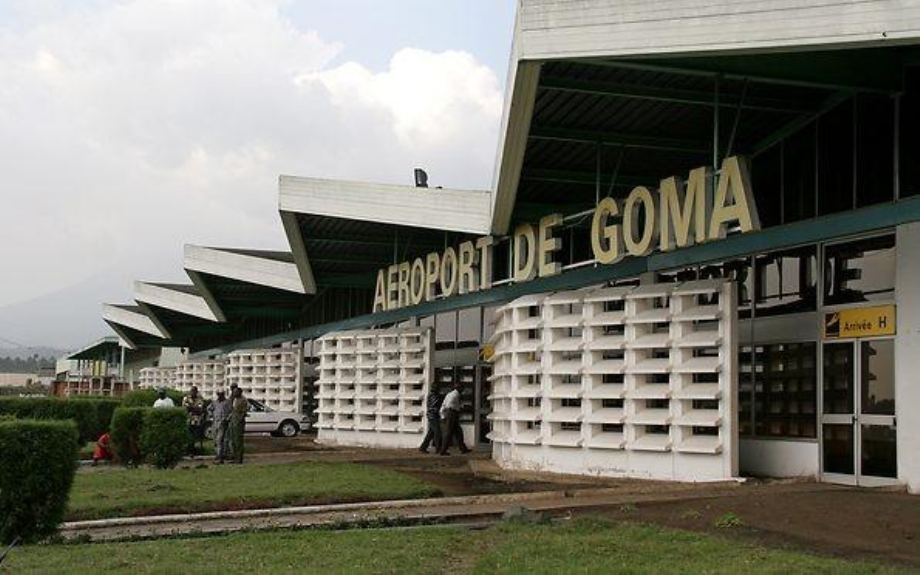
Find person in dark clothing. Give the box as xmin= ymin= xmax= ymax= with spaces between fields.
xmin=438 ymin=383 xmax=470 ymax=456
xmin=419 ymin=387 xmax=444 ymax=453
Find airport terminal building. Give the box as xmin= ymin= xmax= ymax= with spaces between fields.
xmin=95 ymin=1 xmax=920 ymax=490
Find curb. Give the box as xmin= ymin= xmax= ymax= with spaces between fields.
xmin=61 ymin=482 xmax=747 ymax=532
xmin=62 ymin=489 xmax=582 ymax=530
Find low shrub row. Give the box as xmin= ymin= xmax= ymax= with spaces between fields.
xmin=67 ymin=395 xmax=122 ymax=435
xmin=0 ymin=397 xmax=119 ymax=443
xmin=0 ymin=419 xmax=79 ymax=544
xmin=111 ymin=407 xmax=191 ymax=469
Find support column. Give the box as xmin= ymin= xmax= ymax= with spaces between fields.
xmin=895 ymin=221 xmax=920 ymax=493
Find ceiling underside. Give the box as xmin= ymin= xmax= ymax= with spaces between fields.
xmin=513 ymin=46 xmax=913 ymax=223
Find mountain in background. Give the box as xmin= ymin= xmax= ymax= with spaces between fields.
xmin=0 ymin=267 xmax=134 ymax=351
xmin=0 ymin=351 xmax=60 ymax=372
xmin=0 ymin=346 xmax=66 ymax=360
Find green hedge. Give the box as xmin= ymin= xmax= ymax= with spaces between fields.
xmin=67 ymin=396 xmax=122 ymax=440
xmin=122 ymin=388 xmax=184 ymax=408
xmin=0 ymin=397 xmax=108 ymax=443
xmin=140 ymin=408 xmax=192 ymax=469
xmin=111 ymin=407 xmax=192 ymax=468
xmin=110 ymin=407 xmax=147 ymax=466
xmin=0 ymin=419 xmax=79 ymax=544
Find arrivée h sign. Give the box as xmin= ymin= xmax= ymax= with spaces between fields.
xmin=373 ymin=156 xmax=760 ymax=313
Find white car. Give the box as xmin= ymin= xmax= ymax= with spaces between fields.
xmin=207 ymin=399 xmax=309 ymax=438
xmin=245 ymin=399 xmax=310 ymax=437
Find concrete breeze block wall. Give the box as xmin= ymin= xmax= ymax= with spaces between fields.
xmin=489 ymin=279 xmax=738 ymax=482
xmin=138 ymin=366 xmax=176 ymax=390
xmin=315 ymin=327 xmax=433 ymax=449
xmin=226 ymin=348 xmax=303 ymax=413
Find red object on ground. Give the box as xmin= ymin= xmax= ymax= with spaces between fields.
xmin=93 ymin=432 xmax=113 ymax=462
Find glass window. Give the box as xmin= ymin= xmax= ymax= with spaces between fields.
xmin=750 ymin=342 xmax=817 ymax=439
xmin=783 ymin=124 xmax=817 ymax=224
xmin=699 ymin=257 xmax=753 ymax=318
xmin=751 ymin=145 xmax=782 ymax=228
xmin=657 ymin=267 xmax=697 ymax=284
xmin=861 ymin=424 xmax=897 ymax=478
xmin=860 ymin=339 xmax=895 ymax=416
xmin=435 ymin=311 xmax=457 ymax=350
xmin=492 ymin=236 xmax=513 ymax=283
xmin=823 ymin=342 xmax=854 ymax=415
xmin=457 ymin=307 xmax=482 ymax=348
xmin=754 ymin=245 xmax=817 ymax=316
xmin=900 ymin=66 xmax=920 ymax=198
xmin=481 ymin=305 xmax=501 ymax=341
xmin=855 ymin=94 xmax=895 ymax=208
xmin=823 ymin=235 xmax=895 ymax=306
xmin=823 ymin=424 xmax=854 ymax=474
xmin=817 ymin=100 xmax=854 ymax=216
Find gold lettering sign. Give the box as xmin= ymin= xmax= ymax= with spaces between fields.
xmin=373 ymin=155 xmax=760 ymax=312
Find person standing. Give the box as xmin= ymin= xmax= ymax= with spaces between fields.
xmin=211 ymin=389 xmax=232 ymax=464
xmin=438 ymin=383 xmax=470 ymax=456
xmin=183 ymin=386 xmax=206 ymax=455
xmin=153 ymin=388 xmax=174 ymax=408
xmin=228 ymin=387 xmax=248 ymax=464
xmin=418 ymin=386 xmax=444 ymax=453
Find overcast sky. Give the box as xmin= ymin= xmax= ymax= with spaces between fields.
xmin=0 ymin=0 xmax=516 ymax=349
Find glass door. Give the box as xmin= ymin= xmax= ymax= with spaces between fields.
xmin=821 ymin=338 xmax=897 ymax=486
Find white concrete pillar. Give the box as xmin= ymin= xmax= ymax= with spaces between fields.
xmin=896 ymin=221 xmax=920 ymax=494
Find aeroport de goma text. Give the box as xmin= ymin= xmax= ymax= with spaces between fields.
xmin=373 ymin=156 xmax=761 ymax=312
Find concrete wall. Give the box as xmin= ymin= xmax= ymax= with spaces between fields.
xmin=490 ymin=281 xmax=738 ymax=482
xmin=739 ymin=439 xmax=819 ymax=479
xmin=896 ymin=222 xmax=920 ymax=494
xmin=315 ymin=328 xmax=433 ymax=450
xmin=0 ymin=373 xmax=34 ymax=387
xmin=516 ymin=0 xmax=920 ymax=60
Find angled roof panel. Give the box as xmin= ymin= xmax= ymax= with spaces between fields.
xmin=102 ymin=304 xmax=166 ymax=340
xmin=279 ymin=176 xmax=492 ymax=235
xmin=134 ymin=281 xmax=219 ymax=322
xmin=184 ymin=245 xmax=312 ymax=295
xmin=67 ymin=336 xmax=124 ymax=360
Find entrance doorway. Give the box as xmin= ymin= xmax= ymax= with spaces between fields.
xmin=821 ymin=338 xmax=897 ymax=486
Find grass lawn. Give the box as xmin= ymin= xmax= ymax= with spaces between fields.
xmin=66 ymin=460 xmax=440 ymax=521
xmin=2 ymin=519 xmax=899 ymax=574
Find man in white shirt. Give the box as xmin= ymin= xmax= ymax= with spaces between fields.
xmin=152 ymin=388 xmax=175 ymax=408
xmin=438 ymin=383 xmax=469 ymax=456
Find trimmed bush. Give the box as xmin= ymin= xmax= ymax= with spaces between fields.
xmin=0 ymin=397 xmax=100 ymax=443
xmin=110 ymin=407 xmax=147 ymax=466
xmin=68 ymin=396 xmax=122 ymax=439
xmin=140 ymin=408 xmax=191 ymax=469
xmin=94 ymin=399 xmax=121 ymax=437
xmin=0 ymin=419 xmax=79 ymax=544
xmin=122 ymin=388 xmax=184 ymax=408
xmin=67 ymin=395 xmax=121 ymax=435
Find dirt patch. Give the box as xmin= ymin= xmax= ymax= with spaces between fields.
xmin=577 ymin=484 xmax=920 ymax=568
xmin=243 ymin=434 xmax=332 ymax=454
xmin=363 ymin=456 xmax=600 ymax=497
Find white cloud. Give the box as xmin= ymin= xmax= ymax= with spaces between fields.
xmin=299 ymin=49 xmax=502 ymax=149
xmin=0 ymin=0 xmax=503 ymax=346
